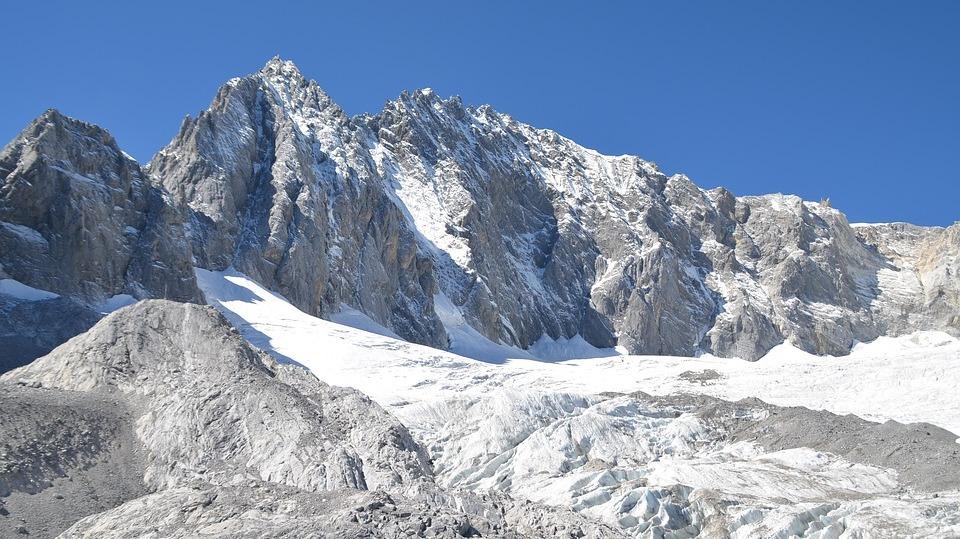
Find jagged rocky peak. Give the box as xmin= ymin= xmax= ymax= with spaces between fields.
xmin=0 ymin=108 xmax=199 ymax=304
xmin=149 ymin=58 xmax=447 ymax=348
xmin=260 ymin=55 xmax=303 ymax=78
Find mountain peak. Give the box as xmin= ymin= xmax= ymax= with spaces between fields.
xmin=259 ymin=55 xmax=305 ymax=80
xmin=29 ymin=108 xmax=89 ymax=133
xmin=6 ymin=108 xmax=119 ymax=155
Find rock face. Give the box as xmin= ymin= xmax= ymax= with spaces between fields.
xmin=147 ymin=58 xmax=958 ymax=359
xmin=147 ymin=60 xmax=446 ymax=348
xmin=0 ymin=295 xmax=100 ymax=372
xmin=0 ymin=110 xmax=203 ymax=367
xmin=854 ymin=222 xmax=960 ymax=339
xmin=0 ymin=110 xmax=200 ymax=304
xmin=1 ymin=300 xmax=622 ymax=538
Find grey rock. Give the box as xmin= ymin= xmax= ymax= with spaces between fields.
xmin=854 ymin=221 xmax=960 ymax=338
xmin=642 ymin=392 xmax=960 ymax=493
xmin=0 ymin=110 xmax=200 ymax=305
xmin=0 ymin=385 xmax=146 ymax=538
xmin=58 ymin=482 xmax=629 ymax=539
xmin=147 ymin=59 xmax=446 ymax=349
xmin=2 ymin=300 xmax=432 ymax=493
xmin=0 ymin=295 xmax=100 ymax=372
xmin=2 ymin=58 xmax=957 ymax=362
xmin=0 ymin=110 xmax=203 ymax=369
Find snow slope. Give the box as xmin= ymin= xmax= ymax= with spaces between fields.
xmin=196 ymin=268 xmax=960 ymax=435
xmin=197 ymin=268 xmax=960 ymax=537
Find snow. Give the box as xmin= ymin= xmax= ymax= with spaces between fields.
xmin=97 ymin=294 xmax=137 ymax=314
xmin=0 ymin=279 xmax=60 ymax=301
xmin=195 ymin=267 xmax=960 ymax=536
xmin=0 ymin=280 xmax=137 ymax=314
xmin=526 ymin=333 xmax=620 ymax=360
xmin=329 ymin=304 xmax=400 ymax=339
xmin=196 ymin=267 xmax=960 ymax=436
xmin=432 ymin=291 xmax=538 ymax=362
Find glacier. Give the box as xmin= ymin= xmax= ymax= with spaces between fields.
xmin=196 ymin=266 xmax=960 ymax=537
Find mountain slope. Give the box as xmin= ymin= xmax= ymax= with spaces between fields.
xmin=0 ymin=57 xmax=956 ymax=365
xmin=0 ymin=110 xmax=199 ymax=303
xmin=147 ymin=59 xmax=446 ymax=348
xmin=0 ymin=110 xmax=203 ymax=368
xmin=1 ymin=300 xmax=623 ymax=538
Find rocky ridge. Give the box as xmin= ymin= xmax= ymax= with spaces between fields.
xmin=150 ymin=58 xmax=960 ymax=359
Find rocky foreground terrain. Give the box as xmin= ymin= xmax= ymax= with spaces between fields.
xmin=1 ymin=301 xmax=627 ymax=538
xmin=1 ymin=300 xmax=958 ymax=537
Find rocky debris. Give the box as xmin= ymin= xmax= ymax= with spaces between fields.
xmin=2 ymin=300 xmax=432 ymax=493
xmin=725 ymin=401 xmax=960 ymax=493
xmin=641 ymin=392 xmax=960 ymax=493
xmin=677 ymin=369 xmax=722 ymax=385
xmin=0 ymin=384 xmax=146 ymax=538
xmin=59 ymin=481 xmax=628 ymax=539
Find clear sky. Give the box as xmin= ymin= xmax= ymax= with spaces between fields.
xmin=1 ymin=1 xmax=957 ymax=225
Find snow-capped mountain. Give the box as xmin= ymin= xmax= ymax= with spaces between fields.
xmin=146 ymin=57 xmax=958 ymax=360
xmin=2 ymin=58 xmax=956 ymax=364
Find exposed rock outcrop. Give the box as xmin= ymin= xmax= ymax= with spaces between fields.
xmin=0 ymin=110 xmax=200 ymax=304
xmin=147 ymin=60 xmax=446 ymax=348
xmin=2 ymin=59 xmax=957 ymax=361
xmin=0 ymin=110 xmax=203 ymax=367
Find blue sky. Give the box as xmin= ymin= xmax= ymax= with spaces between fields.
xmin=1 ymin=1 xmax=957 ymax=225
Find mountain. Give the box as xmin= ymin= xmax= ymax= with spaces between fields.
xmin=145 ymin=57 xmax=957 ymax=360
xmin=0 ymin=110 xmax=199 ymax=303
xmin=1 ymin=59 xmax=956 ymax=364
xmin=147 ymin=59 xmax=446 ymax=348
xmin=1 ymin=57 xmax=958 ymax=536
